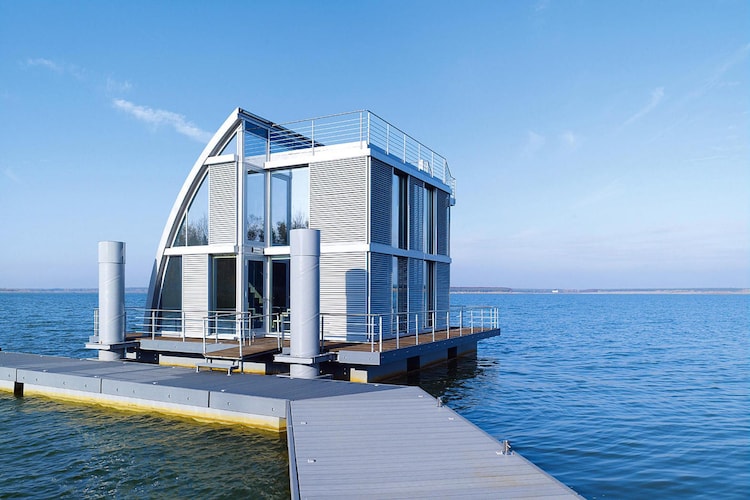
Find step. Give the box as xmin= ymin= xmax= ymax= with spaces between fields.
xmin=195 ymin=358 xmax=239 ymax=375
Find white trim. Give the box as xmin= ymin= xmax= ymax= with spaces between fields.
xmin=264 ymin=143 xmax=370 ymax=169
xmin=205 ymin=153 xmax=237 ymax=165
xmin=164 ymin=244 xmax=238 ymax=256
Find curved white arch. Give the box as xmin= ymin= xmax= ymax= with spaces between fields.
xmin=146 ymin=109 xmax=243 ymax=310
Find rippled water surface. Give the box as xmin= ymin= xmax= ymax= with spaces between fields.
xmin=1 ymin=292 xmax=748 ymax=498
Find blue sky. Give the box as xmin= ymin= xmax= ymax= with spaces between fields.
xmin=0 ymin=0 xmax=747 ymax=289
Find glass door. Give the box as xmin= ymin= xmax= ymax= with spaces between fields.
xmin=212 ymin=256 xmax=236 ymax=337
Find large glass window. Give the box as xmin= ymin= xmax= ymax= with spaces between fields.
xmin=246 ymin=170 xmax=265 ymax=243
xmin=244 ymin=122 xmax=268 ymax=159
xmin=158 ymin=256 xmax=182 ymax=332
xmin=392 ymin=256 xmax=408 ymax=333
xmin=392 ymin=171 xmax=408 ymax=249
xmin=173 ymin=173 xmax=209 ymax=246
xmin=271 ymin=167 xmax=309 ymax=246
xmin=424 ymin=186 xmax=435 ymax=254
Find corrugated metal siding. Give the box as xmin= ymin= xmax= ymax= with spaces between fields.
xmin=408 ymin=257 xmax=424 ymax=315
xmin=183 ymin=254 xmax=208 ymax=337
xmin=409 ymin=177 xmax=424 ymax=251
xmin=310 ymin=157 xmax=367 ymax=244
xmin=369 ymin=252 xmax=392 ymax=334
xmin=436 ymin=261 xmax=450 ymax=329
xmin=209 ymin=162 xmax=237 ymax=245
xmin=437 ymin=189 xmax=449 ymax=256
xmin=320 ymin=252 xmax=367 ymax=339
xmin=370 ymin=158 xmax=392 ymax=245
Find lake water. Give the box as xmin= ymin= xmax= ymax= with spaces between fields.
xmin=0 ymin=292 xmax=748 ymax=499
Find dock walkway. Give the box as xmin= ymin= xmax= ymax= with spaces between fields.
xmin=0 ymin=352 xmax=580 ymax=498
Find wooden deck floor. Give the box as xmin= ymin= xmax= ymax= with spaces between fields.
xmin=133 ymin=326 xmax=497 ymax=361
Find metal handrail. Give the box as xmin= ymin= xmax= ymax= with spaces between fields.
xmin=94 ymin=305 xmax=499 ymax=355
xmin=266 ymin=110 xmax=456 ymax=198
xmin=319 ymin=306 xmax=499 ymax=352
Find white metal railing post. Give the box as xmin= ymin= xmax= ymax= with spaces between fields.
xmin=446 ymin=311 xmax=450 ymax=339
xmin=386 ymin=123 xmax=390 ymax=154
xmin=403 ymin=134 xmax=407 ymax=163
xmin=367 ymin=111 xmax=371 ymax=145
xmin=370 ymin=316 xmax=374 ymax=353
xmin=320 ymin=315 xmax=325 ymax=353
xmin=459 ymin=308 xmax=463 ymax=335
xmin=311 ymin=119 xmax=315 ymax=155
xmin=415 ymin=314 xmax=419 ymax=345
xmin=396 ymin=314 xmax=400 ymax=349
xmin=431 ymin=311 xmax=435 ymax=342
xmin=359 ymin=111 xmax=363 ymax=145
xmin=181 ymin=310 xmax=186 ymax=341
xmin=202 ymin=317 xmax=207 ymax=356
xmin=379 ymin=316 xmax=383 ymax=352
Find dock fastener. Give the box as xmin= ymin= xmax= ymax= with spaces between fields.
xmin=497 ymin=440 xmax=512 ymax=455
xmin=437 ymin=397 xmax=443 ymax=407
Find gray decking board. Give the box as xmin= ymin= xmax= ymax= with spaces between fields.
xmin=288 ymin=387 xmax=580 ymax=499
xmin=1 ymin=352 xmax=580 ymax=499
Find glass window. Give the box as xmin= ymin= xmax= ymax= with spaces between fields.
xmin=246 ymin=170 xmax=265 ymax=243
xmin=172 ymin=173 xmax=209 ymax=246
xmin=424 ymin=186 xmax=435 ymax=254
xmin=271 ymin=167 xmax=309 ymax=246
xmin=158 ymin=256 xmax=182 ymax=332
xmin=392 ymin=172 xmax=408 ymax=249
xmin=244 ymin=122 xmax=268 ymax=159
xmin=392 ymin=256 xmax=408 ymax=333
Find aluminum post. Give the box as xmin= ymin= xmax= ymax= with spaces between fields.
xmin=289 ymin=229 xmax=320 ymax=379
xmin=98 ymin=241 xmax=125 ymax=361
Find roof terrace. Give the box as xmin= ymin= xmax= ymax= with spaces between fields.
xmin=242 ymin=109 xmax=456 ymax=200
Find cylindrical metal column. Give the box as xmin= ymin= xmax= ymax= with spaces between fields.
xmin=289 ymin=229 xmax=320 ymax=379
xmin=98 ymin=241 xmax=126 ymax=361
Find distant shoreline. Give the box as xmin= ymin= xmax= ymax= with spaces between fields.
xmin=1 ymin=287 xmax=747 ymax=295
xmin=450 ymin=287 xmax=750 ymax=295
xmin=0 ymin=288 xmax=149 ymax=294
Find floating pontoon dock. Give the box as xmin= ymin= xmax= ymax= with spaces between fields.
xmin=0 ymin=351 xmax=580 ymax=498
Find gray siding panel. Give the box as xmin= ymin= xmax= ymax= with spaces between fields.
xmin=436 ymin=262 xmax=450 ymax=329
xmin=437 ymin=189 xmax=449 ymax=256
xmin=320 ymin=252 xmax=367 ymax=339
xmin=183 ymin=254 xmax=208 ymax=336
xmin=408 ymin=257 xmax=423 ymax=316
xmin=409 ymin=177 xmax=424 ymax=251
xmin=310 ymin=157 xmax=367 ymax=245
xmin=369 ymin=252 xmax=392 ymax=334
xmin=209 ymin=162 xmax=237 ymax=245
xmin=370 ymin=158 xmax=392 ymax=245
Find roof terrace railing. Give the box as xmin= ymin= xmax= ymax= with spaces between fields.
xmin=267 ymin=110 xmax=456 ymax=197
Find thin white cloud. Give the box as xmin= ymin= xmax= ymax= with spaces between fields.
xmin=25 ymin=58 xmax=63 ymax=72
xmin=622 ymin=87 xmax=664 ymax=127
xmin=572 ymin=178 xmax=623 ymax=209
xmin=687 ymin=42 xmax=750 ymax=101
xmin=106 ymin=77 xmax=133 ymax=94
xmin=560 ymin=130 xmax=581 ymax=151
xmin=25 ymin=58 xmax=85 ymax=80
xmin=112 ymin=99 xmax=211 ymax=143
xmin=535 ymin=0 xmax=550 ymax=12
xmin=3 ymin=168 xmax=21 ymax=184
xmin=522 ymin=130 xmax=546 ymax=157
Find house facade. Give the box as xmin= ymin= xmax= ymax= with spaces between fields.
xmin=146 ymin=109 xmax=455 ymax=341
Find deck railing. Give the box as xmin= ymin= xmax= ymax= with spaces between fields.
xmin=265 ymin=110 xmax=456 ymax=198
xmin=320 ymin=306 xmax=500 ymax=353
xmin=94 ymin=305 xmax=498 ymax=355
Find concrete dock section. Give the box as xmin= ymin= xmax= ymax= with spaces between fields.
xmin=0 ymin=352 xmax=580 ymax=498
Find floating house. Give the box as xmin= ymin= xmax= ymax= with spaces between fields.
xmin=88 ymin=108 xmax=500 ymax=381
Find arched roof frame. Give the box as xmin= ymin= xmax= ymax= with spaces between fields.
xmin=146 ymin=108 xmax=273 ymax=310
